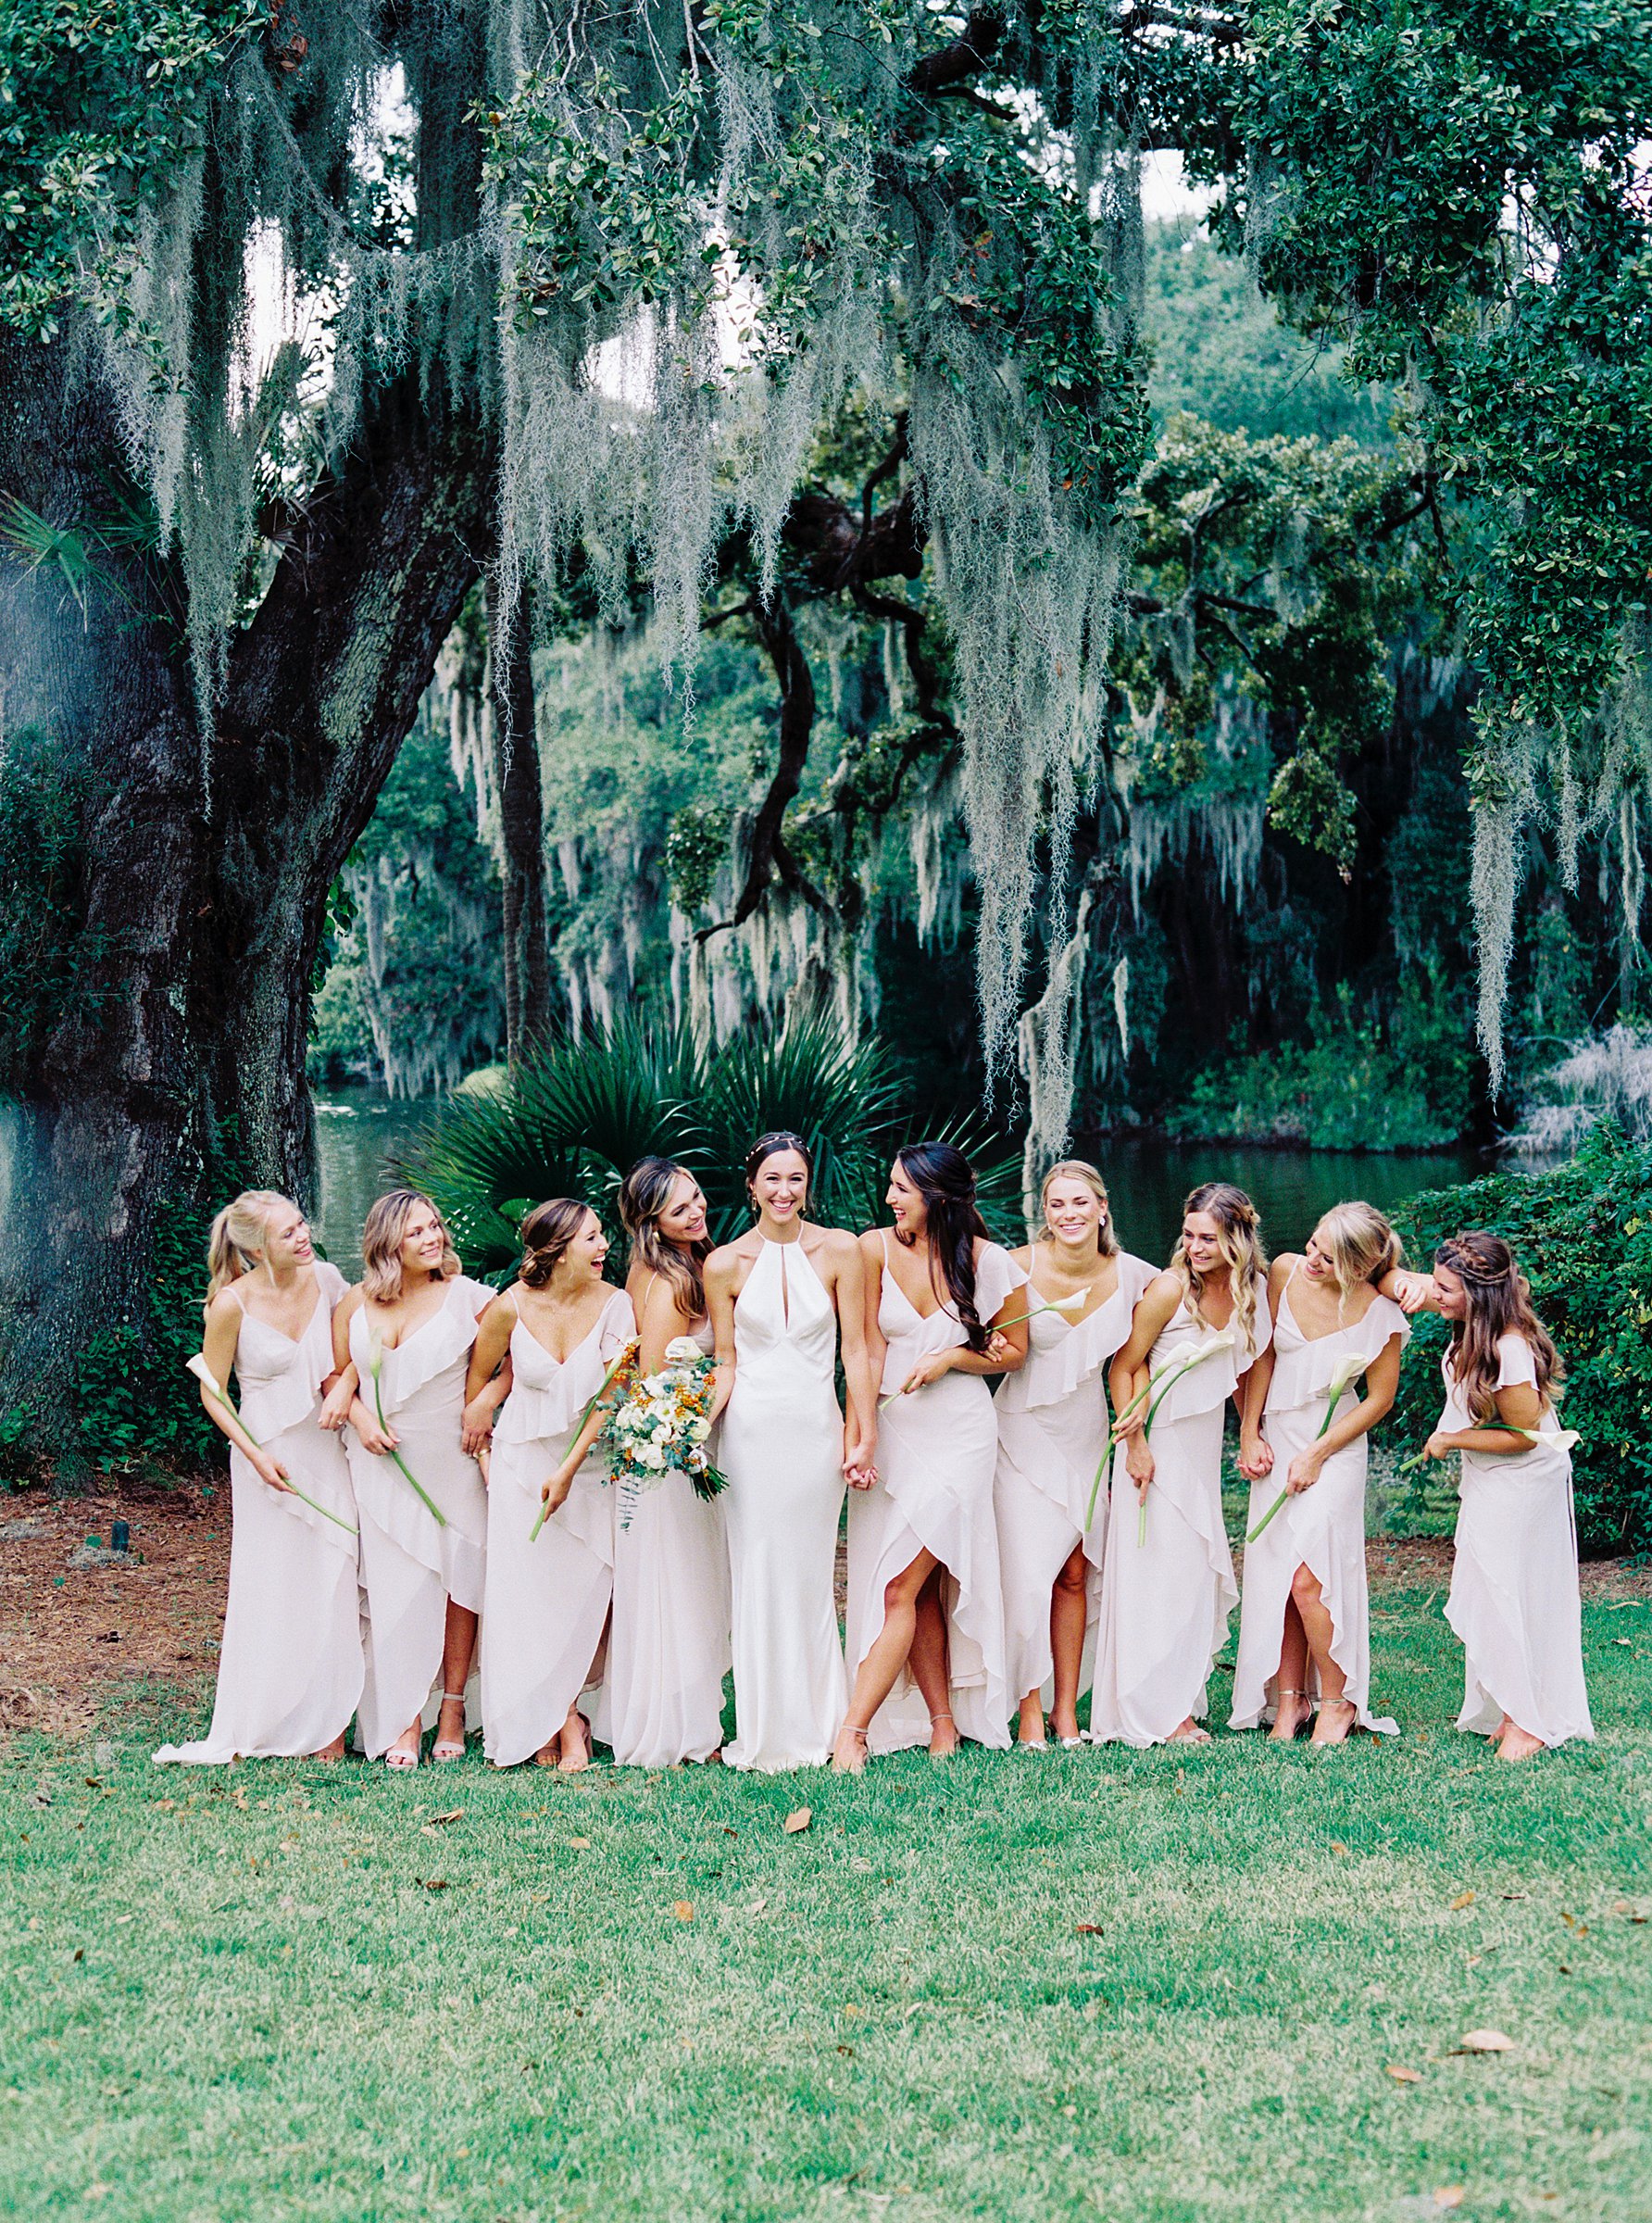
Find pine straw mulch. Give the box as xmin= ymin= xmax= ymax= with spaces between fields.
xmin=1 ymin=1483 xmax=1647 ymax=1746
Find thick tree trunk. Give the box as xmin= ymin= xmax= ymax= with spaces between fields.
xmin=0 ymin=338 xmax=491 ymax=1421
xmin=483 ymin=574 xmax=552 ymax=1061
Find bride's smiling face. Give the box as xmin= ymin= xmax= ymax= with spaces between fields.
xmin=751 ymin=1149 xmax=808 ymax=1225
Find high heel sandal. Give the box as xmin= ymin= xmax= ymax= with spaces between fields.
xmin=432 ymin=1690 xmax=469 ymax=1764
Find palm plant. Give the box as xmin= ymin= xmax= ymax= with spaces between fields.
xmin=402 ymin=1010 xmax=1020 ymax=1277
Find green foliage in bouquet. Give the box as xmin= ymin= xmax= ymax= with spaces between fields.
xmin=404 ymin=1012 xmax=1020 ymax=1278
xmin=1388 ymin=1126 xmax=1652 ymax=1555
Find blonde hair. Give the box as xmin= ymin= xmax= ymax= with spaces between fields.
xmin=1172 ymin=1181 xmax=1268 ymax=1356
xmin=204 ymin=1190 xmax=294 ymax=1313
xmin=360 ymin=1188 xmax=460 ymax=1304
xmin=1036 ymin=1160 xmax=1120 ymax=1258
xmin=619 ymin=1156 xmax=709 ymax=1320
xmin=1311 ymin=1201 xmax=1404 ymax=1321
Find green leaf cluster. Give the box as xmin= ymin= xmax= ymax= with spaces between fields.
xmin=1389 ymin=1125 xmax=1652 ymax=1553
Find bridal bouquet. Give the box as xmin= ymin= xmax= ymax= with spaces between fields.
xmin=602 ymin=1336 xmax=729 ymax=1530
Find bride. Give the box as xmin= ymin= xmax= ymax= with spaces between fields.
xmin=706 ymin=1132 xmax=877 ymax=1771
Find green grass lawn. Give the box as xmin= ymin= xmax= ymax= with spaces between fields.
xmin=3 ymin=1586 xmax=1649 ymax=2223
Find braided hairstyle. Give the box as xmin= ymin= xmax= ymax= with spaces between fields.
xmin=1435 ymin=1229 xmax=1563 ymax=1421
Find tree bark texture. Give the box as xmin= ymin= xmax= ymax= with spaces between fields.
xmin=483 ymin=572 xmax=552 ymax=1061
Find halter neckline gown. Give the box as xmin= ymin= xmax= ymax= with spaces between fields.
xmin=156 ymin=1262 xmax=361 ymax=1765
xmin=720 ymin=1237 xmax=848 ymax=1771
xmin=845 ymin=1235 xmax=1022 ymax=1753
xmin=1440 ymin=1332 xmax=1593 ymax=1749
xmin=592 ymin=1305 xmax=731 ymax=1766
xmin=994 ymin=1252 xmax=1158 ymax=1714
xmin=481 ymin=1287 xmax=633 ymax=1766
xmin=1231 ymin=1275 xmax=1408 ymax=1734
xmin=1091 ymin=1294 xmax=1270 ymax=1746
xmin=347 ymin=1275 xmax=491 ymax=1756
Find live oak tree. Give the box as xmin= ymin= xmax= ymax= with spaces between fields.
xmin=2 ymin=0 xmax=1649 ymax=1445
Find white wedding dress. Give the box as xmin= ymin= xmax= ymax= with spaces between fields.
xmin=845 ymin=1237 xmax=1022 ymax=1753
xmin=1442 ymin=1333 xmax=1593 ymax=1748
xmin=1090 ymin=1296 xmax=1270 ymax=1746
xmin=156 ymin=1263 xmax=360 ymax=1764
xmin=994 ymin=1252 xmax=1158 ymax=1715
xmin=594 ymin=1310 xmax=732 ymax=1765
xmin=1231 ymin=1278 xmax=1408 ymax=1733
xmin=481 ymin=1288 xmax=633 ymax=1766
xmin=720 ymin=1238 xmax=848 ymax=1771
xmin=348 ymin=1275 xmax=491 ymax=1755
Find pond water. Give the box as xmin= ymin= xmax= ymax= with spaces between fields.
xmin=312 ymin=1086 xmax=1496 ymax=1276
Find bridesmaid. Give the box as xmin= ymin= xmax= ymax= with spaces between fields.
xmin=1092 ymin=1182 xmax=1270 ymax=1747
xmin=1233 ymin=1203 xmax=1408 ymax=1745
xmin=994 ymin=1161 xmax=1157 ymax=1749
xmin=1395 ymin=1230 xmax=1593 ymax=1760
xmin=832 ymin=1141 xmax=1028 ymax=1771
xmin=156 ymin=1193 xmax=360 ymax=1765
xmin=467 ymin=1199 xmax=633 ymax=1771
xmin=590 ymin=1155 xmax=732 ymax=1767
xmin=706 ymin=1131 xmax=877 ymax=1772
xmin=326 ymin=1190 xmax=498 ymax=1769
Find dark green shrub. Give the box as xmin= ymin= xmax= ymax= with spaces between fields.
xmin=1389 ymin=1126 xmax=1652 ymax=1555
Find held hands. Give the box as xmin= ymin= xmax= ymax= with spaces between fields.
xmin=1237 ymin=1431 xmax=1274 ymax=1481
xmin=1110 ymin=1400 xmax=1146 ymax=1442
xmin=319 ymin=1377 xmax=355 ymax=1432
xmin=459 ymin=1396 xmax=494 ymax=1457
xmin=982 ymin=1331 xmax=1014 ymax=1368
xmin=842 ymin=1430 xmax=878 ymax=1491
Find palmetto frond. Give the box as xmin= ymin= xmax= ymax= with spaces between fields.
xmin=405 ymin=1011 xmax=1003 ymax=1274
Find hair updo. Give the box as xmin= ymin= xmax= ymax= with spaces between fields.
xmin=519 ymin=1198 xmax=595 ymax=1288
xmin=745 ymin=1129 xmax=814 ymax=1210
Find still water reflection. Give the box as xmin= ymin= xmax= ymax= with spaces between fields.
xmin=313 ymin=1086 xmax=1495 ymax=1278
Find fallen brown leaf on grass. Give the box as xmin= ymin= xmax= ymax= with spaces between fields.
xmin=672 ymin=1900 xmax=694 ymax=1922
xmin=1385 ymin=2065 xmax=1423 ymax=2084
xmin=1456 ymin=2028 xmax=1514 ymax=2053
xmin=419 ymin=1878 xmax=448 ymax=1892
xmin=783 ymin=1807 xmax=812 ymax=1835
xmin=567 ymin=1836 xmax=592 ymax=1849
xmin=429 ymin=1809 xmax=463 ymax=1826
xmin=1075 ymin=1924 xmax=1105 ymax=1936
xmin=1433 ymin=2190 xmax=1465 ymax=2210
xmin=1449 ymin=1891 xmax=1476 ymax=1911
xmin=1330 ymin=1840 xmax=1350 ymax=1856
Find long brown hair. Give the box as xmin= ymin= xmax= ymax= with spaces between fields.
xmin=1436 ymin=1229 xmax=1563 ymax=1421
xmin=360 ymin=1189 xmax=460 ymax=1304
xmin=619 ymin=1156 xmax=710 ymax=1320
xmin=895 ymin=1140 xmax=993 ymax=1352
xmin=1171 ymin=1181 xmax=1268 ymax=1356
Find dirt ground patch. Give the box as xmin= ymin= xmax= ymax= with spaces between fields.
xmin=1 ymin=1484 xmax=225 ymax=1740
xmin=2 ymin=1487 xmax=1646 ymax=1744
